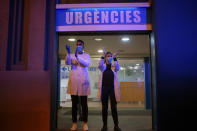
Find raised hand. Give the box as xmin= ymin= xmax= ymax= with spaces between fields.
xmin=102 ymin=48 xmax=106 ymax=57
xmin=65 ymin=45 xmax=71 ymax=54
xmin=113 ymin=50 xmax=119 ymax=58
xmin=75 ymin=47 xmax=78 ymax=58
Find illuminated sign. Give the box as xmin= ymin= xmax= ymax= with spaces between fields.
xmin=56 ymin=7 xmax=148 ymax=31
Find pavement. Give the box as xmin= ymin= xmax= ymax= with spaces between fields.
xmin=57 ymin=107 xmax=152 ymax=131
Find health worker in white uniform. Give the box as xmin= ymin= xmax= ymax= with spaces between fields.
xmin=65 ymin=39 xmax=90 ymax=131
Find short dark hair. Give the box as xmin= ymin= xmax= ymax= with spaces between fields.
xmin=77 ymin=39 xmax=85 ymax=48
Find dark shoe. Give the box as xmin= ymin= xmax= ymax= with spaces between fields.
xmin=101 ymin=125 xmax=108 ymax=131
xmin=114 ymin=125 xmax=121 ymax=131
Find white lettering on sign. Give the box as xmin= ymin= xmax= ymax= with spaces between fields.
xmin=111 ymin=11 xmax=118 ymax=23
xmin=133 ymin=10 xmax=141 ymax=23
xmin=75 ymin=12 xmax=82 ymax=24
xmin=101 ymin=11 xmax=109 ymax=23
xmin=84 ymin=11 xmax=92 ymax=24
xmin=120 ymin=11 xmax=124 ymax=23
xmin=94 ymin=11 xmax=100 ymax=24
xmin=66 ymin=12 xmax=73 ymax=24
xmin=126 ymin=11 xmax=132 ymax=23
xmin=63 ymin=9 xmax=145 ymax=25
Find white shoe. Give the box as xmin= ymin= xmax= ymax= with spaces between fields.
xmin=83 ymin=123 xmax=88 ymax=131
xmin=70 ymin=123 xmax=77 ymax=130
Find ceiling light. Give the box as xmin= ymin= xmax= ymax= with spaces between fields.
xmin=136 ymin=64 xmax=140 ymax=66
xmin=129 ymin=66 xmax=133 ymax=69
xmin=121 ymin=37 xmax=130 ymax=42
xmin=94 ymin=38 xmax=103 ymax=41
xmin=97 ymin=49 xmax=103 ymax=53
xmin=134 ymin=66 xmax=138 ymax=70
xmin=68 ymin=38 xmax=76 ymax=42
xmin=120 ymin=67 xmax=126 ymax=70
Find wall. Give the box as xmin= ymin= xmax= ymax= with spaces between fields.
xmin=120 ymin=82 xmax=145 ymax=102
xmin=0 ymin=71 xmax=50 ymax=131
xmin=0 ymin=0 xmax=9 ymax=70
xmin=0 ymin=0 xmax=56 ymax=131
xmin=152 ymin=0 xmax=197 ymax=130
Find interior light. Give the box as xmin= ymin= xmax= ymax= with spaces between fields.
xmin=68 ymin=38 xmax=76 ymax=42
xmin=120 ymin=67 xmax=126 ymax=70
xmin=97 ymin=49 xmax=103 ymax=53
xmin=121 ymin=37 xmax=130 ymax=42
xmin=94 ymin=38 xmax=103 ymax=41
xmin=134 ymin=66 xmax=138 ymax=70
xmin=136 ymin=64 xmax=140 ymax=66
xmin=129 ymin=66 xmax=133 ymax=69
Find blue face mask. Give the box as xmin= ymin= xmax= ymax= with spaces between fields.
xmin=107 ymin=57 xmax=113 ymax=64
xmin=77 ymin=46 xmax=83 ymax=52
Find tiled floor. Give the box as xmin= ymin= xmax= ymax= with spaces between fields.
xmin=60 ymin=101 xmax=145 ymax=108
xmin=57 ymin=107 xmax=152 ymax=131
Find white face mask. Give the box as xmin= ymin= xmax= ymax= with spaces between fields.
xmin=106 ymin=57 xmax=113 ymax=64
xmin=77 ymin=46 xmax=83 ymax=52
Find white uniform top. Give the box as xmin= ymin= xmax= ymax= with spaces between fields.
xmin=65 ymin=53 xmax=91 ymax=96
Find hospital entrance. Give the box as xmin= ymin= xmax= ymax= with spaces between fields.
xmin=57 ymin=33 xmax=152 ymax=131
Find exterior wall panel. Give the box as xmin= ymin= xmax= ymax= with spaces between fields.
xmin=0 ymin=71 xmax=50 ymax=131
xmin=0 ymin=0 xmax=10 ymax=71
xmin=0 ymin=0 xmax=54 ymax=131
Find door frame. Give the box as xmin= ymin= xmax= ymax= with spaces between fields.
xmin=51 ymin=3 xmax=158 ymax=131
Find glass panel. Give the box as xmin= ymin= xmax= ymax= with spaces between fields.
xmin=59 ymin=58 xmax=145 ymax=108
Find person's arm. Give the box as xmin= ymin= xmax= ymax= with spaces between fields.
xmin=65 ymin=54 xmax=79 ymax=65
xmin=98 ymin=48 xmax=106 ymax=72
xmin=65 ymin=54 xmax=71 ymax=65
xmin=113 ymin=50 xmax=119 ymax=72
xmin=98 ymin=56 xmax=105 ymax=72
xmin=65 ymin=45 xmax=79 ymax=65
xmin=113 ymin=57 xmax=120 ymax=72
xmin=76 ymin=54 xmax=90 ymax=67
xmin=65 ymin=45 xmax=71 ymax=65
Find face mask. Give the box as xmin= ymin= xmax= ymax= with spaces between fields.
xmin=77 ymin=46 xmax=83 ymax=52
xmin=107 ymin=57 xmax=113 ymax=64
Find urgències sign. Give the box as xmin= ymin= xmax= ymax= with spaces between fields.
xmin=56 ymin=7 xmax=147 ymax=31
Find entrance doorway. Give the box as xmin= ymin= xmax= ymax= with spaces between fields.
xmin=56 ymin=32 xmax=152 ymax=131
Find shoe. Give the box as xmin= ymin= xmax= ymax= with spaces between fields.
xmin=83 ymin=122 xmax=88 ymax=131
xmin=70 ymin=123 xmax=77 ymax=131
xmin=101 ymin=125 xmax=108 ymax=131
xmin=114 ymin=125 xmax=121 ymax=131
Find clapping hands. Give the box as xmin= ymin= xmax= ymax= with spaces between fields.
xmin=75 ymin=47 xmax=78 ymax=58
xmin=65 ymin=45 xmax=71 ymax=54
xmin=102 ymin=48 xmax=106 ymax=57
xmin=102 ymin=48 xmax=119 ymax=58
xmin=113 ymin=50 xmax=119 ymax=58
